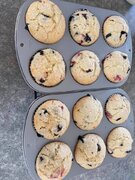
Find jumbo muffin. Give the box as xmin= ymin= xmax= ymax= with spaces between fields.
xmin=75 ymin=134 xmax=106 ymax=169
xmin=30 ymin=48 xmax=66 ymax=87
xmin=33 ymin=100 xmax=70 ymax=140
xmin=105 ymin=94 xmax=130 ymax=124
xmin=70 ymin=50 xmax=101 ymax=85
xmin=107 ymin=127 xmax=133 ymax=158
xmin=103 ymin=16 xmax=129 ymax=47
xmin=69 ymin=9 xmax=100 ymax=46
xmin=26 ymin=0 xmax=66 ymax=44
xmin=103 ymin=51 xmax=130 ymax=83
xmin=36 ymin=142 xmax=73 ymax=179
xmin=73 ymin=95 xmax=103 ymax=130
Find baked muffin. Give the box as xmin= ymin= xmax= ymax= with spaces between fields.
xmin=105 ymin=94 xmax=130 ymax=124
xmin=107 ymin=127 xmax=133 ymax=158
xmin=33 ymin=100 xmax=70 ymax=140
xmin=36 ymin=142 xmax=73 ymax=179
xmin=26 ymin=0 xmax=66 ymax=44
xmin=69 ymin=9 xmax=100 ymax=46
xmin=75 ymin=134 xmax=106 ymax=169
xmin=30 ymin=48 xmax=66 ymax=87
xmin=103 ymin=51 xmax=130 ymax=83
xmin=73 ymin=95 xmax=103 ymax=130
xmin=103 ymin=16 xmax=129 ymax=47
xmin=70 ymin=50 xmax=101 ymax=85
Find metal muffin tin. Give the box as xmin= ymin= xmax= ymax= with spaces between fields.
xmin=24 ymin=88 xmax=134 ymax=180
xmin=15 ymin=0 xmax=132 ymax=94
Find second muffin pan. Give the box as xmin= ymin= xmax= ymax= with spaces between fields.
xmin=23 ymin=88 xmax=134 ymax=180
xmin=15 ymin=0 xmax=132 ymax=94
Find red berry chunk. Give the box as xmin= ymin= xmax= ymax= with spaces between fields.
xmin=114 ymin=75 xmax=122 ymax=82
xmin=105 ymin=111 xmax=112 ymax=119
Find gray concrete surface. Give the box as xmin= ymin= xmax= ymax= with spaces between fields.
xmin=0 ymin=0 xmax=135 ymax=180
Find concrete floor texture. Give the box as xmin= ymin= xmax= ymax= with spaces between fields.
xmin=0 ymin=0 xmax=135 ymax=180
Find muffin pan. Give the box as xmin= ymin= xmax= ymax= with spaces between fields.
xmin=15 ymin=0 xmax=132 ymax=94
xmin=23 ymin=88 xmax=134 ymax=180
